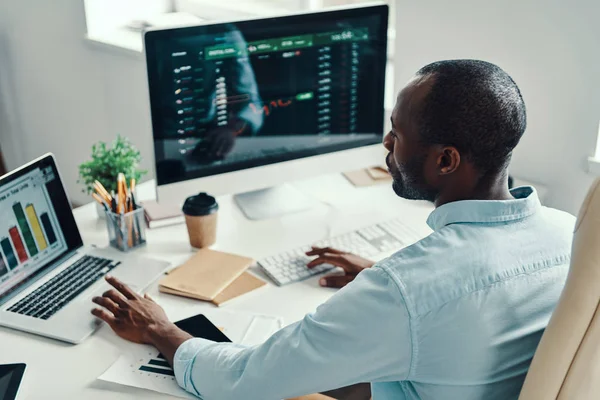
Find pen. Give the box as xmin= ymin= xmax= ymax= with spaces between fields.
xmin=129 ymin=190 xmax=142 ymax=245
xmin=130 ymin=178 xmax=137 ymax=211
xmin=130 ymin=192 xmax=138 ymax=210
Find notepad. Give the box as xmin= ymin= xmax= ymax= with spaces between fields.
xmin=141 ymin=200 xmax=184 ymax=229
xmin=159 ymin=249 xmax=254 ymax=301
xmin=161 ymin=271 xmax=266 ymax=306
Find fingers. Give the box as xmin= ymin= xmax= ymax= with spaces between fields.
xmin=319 ymin=274 xmax=355 ymax=288
xmin=216 ymin=137 xmax=228 ymax=156
xmin=144 ymin=293 xmax=156 ymax=303
xmin=205 ymin=135 xmax=220 ymax=155
xmin=102 ymin=289 xmax=128 ymax=307
xmin=220 ymin=139 xmax=234 ymax=156
xmin=211 ymin=137 xmax=224 ymax=157
xmin=92 ymin=296 xmax=120 ymax=315
xmin=91 ymin=308 xmax=116 ymax=325
xmin=105 ymin=275 xmax=138 ymax=300
xmin=307 ymin=254 xmax=349 ymax=269
xmin=216 ymin=136 xmax=234 ymax=157
xmin=306 ymin=246 xmax=345 ymax=256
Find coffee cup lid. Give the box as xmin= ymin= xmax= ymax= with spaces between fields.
xmin=182 ymin=192 xmax=218 ymax=216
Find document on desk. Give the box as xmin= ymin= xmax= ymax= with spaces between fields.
xmin=98 ymin=310 xmax=283 ymax=399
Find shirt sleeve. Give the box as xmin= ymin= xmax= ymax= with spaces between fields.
xmin=173 ymin=267 xmax=413 ymax=400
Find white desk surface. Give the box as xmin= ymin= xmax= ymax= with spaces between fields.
xmin=0 ymin=173 xmax=433 ymax=399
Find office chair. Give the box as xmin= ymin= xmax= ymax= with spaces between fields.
xmin=519 ymin=178 xmax=600 ymax=399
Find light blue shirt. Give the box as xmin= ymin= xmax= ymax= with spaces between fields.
xmin=173 ymin=187 xmax=575 ymax=400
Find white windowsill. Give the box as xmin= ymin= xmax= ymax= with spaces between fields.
xmin=85 ymin=19 xmax=396 ymax=60
xmin=587 ymin=157 xmax=600 ymax=176
xmin=85 ymin=28 xmax=144 ymax=58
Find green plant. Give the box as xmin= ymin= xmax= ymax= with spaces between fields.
xmin=78 ymin=135 xmax=147 ymax=195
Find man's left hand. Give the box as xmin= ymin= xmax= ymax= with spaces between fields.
xmin=91 ymin=275 xmax=174 ymax=344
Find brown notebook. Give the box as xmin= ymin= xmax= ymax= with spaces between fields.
xmin=141 ymin=200 xmax=185 ymax=229
xmin=160 ymin=271 xmax=266 ymax=306
xmin=159 ymin=248 xmax=253 ymax=301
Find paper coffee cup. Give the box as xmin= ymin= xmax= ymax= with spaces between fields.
xmin=182 ymin=193 xmax=218 ymax=248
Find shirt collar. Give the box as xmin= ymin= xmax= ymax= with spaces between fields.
xmin=426 ymin=186 xmax=541 ymax=231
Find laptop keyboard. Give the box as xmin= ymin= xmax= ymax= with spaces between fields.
xmin=7 ymin=255 xmax=120 ymax=320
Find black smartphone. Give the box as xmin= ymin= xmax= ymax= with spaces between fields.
xmin=151 ymin=314 xmax=231 ymax=368
xmin=174 ymin=314 xmax=231 ymax=343
xmin=0 ymin=363 xmax=26 ymax=400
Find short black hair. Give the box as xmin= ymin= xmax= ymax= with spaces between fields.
xmin=415 ymin=60 xmax=526 ymax=174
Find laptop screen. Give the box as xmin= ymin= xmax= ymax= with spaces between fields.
xmin=0 ymin=155 xmax=82 ymax=301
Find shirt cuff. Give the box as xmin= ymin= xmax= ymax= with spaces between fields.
xmin=173 ymin=337 xmax=214 ymax=395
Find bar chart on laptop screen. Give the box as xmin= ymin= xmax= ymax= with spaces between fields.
xmin=0 ymin=168 xmax=66 ymax=288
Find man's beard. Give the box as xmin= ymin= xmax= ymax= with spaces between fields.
xmin=387 ymin=153 xmax=437 ymax=202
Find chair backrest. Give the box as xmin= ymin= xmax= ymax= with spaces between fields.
xmin=519 ymin=178 xmax=600 ymax=400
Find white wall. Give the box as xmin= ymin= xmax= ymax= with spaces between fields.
xmin=0 ymin=0 xmax=598 ymax=213
xmin=0 ymin=0 xmax=154 ymax=206
xmin=394 ymin=0 xmax=600 ymax=214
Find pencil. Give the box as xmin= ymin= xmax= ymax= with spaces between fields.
xmin=117 ymin=173 xmax=126 ymax=214
xmin=94 ymin=181 xmax=112 ymax=202
xmin=94 ymin=185 xmax=111 ymax=205
xmin=92 ymin=193 xmax=107 ymax=208
xmin=127 ymin=213 xmax=133 ymax=248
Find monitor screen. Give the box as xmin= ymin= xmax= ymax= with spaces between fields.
xmin=145 ymin=5 xmax=389 ymax=186
xmin=0 ymin=156 xmax=82 ymax=302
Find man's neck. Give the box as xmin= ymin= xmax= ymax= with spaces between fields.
xmin=434 ymin=173 xmax=513 ymax=208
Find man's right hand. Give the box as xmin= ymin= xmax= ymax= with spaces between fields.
xmin=306 ymin=247 xmax=376 ymax=288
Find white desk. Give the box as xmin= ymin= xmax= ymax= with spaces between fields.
xmin=0 ymin=173 xmax=433 ymax=399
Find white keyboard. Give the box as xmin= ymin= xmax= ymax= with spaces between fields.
xmin=258 ymin=218 xmax=422 ymax=286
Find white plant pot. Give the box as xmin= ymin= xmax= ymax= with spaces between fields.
xmin=96 ymin=202 xmax=106 ymax=219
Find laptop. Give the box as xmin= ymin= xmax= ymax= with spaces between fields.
xmin=0 ymin=154 xmax=170 ymax=344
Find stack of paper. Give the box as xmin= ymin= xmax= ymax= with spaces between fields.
xmin=159 ymin=248 xmax=266 ymax=306
xmin=98 ymin=310 xmax=283 ymax=399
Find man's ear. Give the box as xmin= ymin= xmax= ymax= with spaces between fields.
xmin=437 ymin=146 xmax=461 ymax=175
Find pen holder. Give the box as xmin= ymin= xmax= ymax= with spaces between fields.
xmin=104 ymin=207 xmax=147 ymax=252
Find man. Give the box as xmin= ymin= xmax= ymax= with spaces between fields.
xmin=92 ymin=60 xmax=575 ymax=399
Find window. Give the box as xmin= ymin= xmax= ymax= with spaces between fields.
xmin=85 ymin=0 xmax=396 ymax=108
xmin=174 ymin=0 xmax=396 ymax=107
xmin=588 ymin=121 xmax=600 ymax=175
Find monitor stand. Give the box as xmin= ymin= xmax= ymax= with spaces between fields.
xmin=233 ymin=183 xmax=317 ymax=220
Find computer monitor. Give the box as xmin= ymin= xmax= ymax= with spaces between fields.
xmin=144 ymin=4 xmax=389 ymax=219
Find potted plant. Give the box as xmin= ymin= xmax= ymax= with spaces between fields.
xmin=78 ymin=135 xmax=147 ymax=218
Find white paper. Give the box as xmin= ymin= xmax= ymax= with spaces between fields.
xmin=98 ymin=310 xmax=283 ymax=399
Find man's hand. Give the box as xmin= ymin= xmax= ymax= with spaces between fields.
xmin=92 ymin=275 xmax=192 ymax=365
xmin=91 ymin=275 xmax=176 ymax=344
xmin=306 ymin=247 xmax=376 ymax=288
xmin=204 ymin=127 xmax=236 ymax=158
